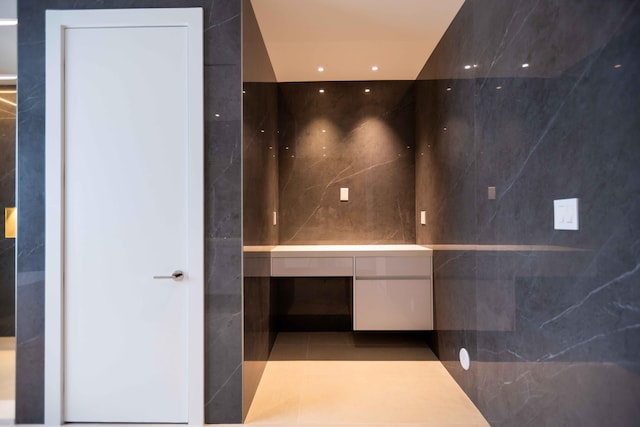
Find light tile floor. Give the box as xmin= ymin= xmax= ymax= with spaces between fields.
xmin=239 ymin=332 xmax=489 ymax=427
xmin=0 ymin=337 xmax=15 ymax=425
xmin=0 ymin=334 xmax=489 ymax=426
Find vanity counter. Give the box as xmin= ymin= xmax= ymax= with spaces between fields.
xmin=244 ymin=244 xmax=433 ymax=331
xmin=270 ymin=244 xmax=432 ymax=258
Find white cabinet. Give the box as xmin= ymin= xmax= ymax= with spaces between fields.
xmin=354 ymin=256 xmax=433 ymax=331
xmin=355 ymin=256 xmax=431 ymax=277
xmin=271 ymin=256 xmax=353 ymax=277
xmin=354 ymin=279 xmax=432 ymax=330
xmin=266 ymin=245 xmax=434 ymax=331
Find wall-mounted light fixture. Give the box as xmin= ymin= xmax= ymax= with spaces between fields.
xmin=5 ymin=207 xmax=16 ymax=238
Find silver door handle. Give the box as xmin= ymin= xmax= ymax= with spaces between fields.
xmin=153 ymin=270 xmax=184 ymax=281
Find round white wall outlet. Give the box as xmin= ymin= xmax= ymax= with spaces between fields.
xmin=459 ymin=347 xmax=471 ymax=371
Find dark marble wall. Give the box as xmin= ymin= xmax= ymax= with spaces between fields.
xmin=416 ymin=0 xmax=640 ymax=426
xmin=241 ymin=0 xmax=278 ymax=419
xmin=17 ymin=1 xmax=242 ymax=423
xmin=0 ymin=87 xmax=15 ymax=337
xmin=278 ymin=81 xmax=416 ymax=244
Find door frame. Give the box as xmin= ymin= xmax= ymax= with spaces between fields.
xmin=44 ymin=8 xmax=204 ymax=425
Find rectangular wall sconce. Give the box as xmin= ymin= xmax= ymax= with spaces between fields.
xmin=340 ymin=187 xmax=349 ymax=202
xmin=5 ymin=207 xmax=16 ymax=238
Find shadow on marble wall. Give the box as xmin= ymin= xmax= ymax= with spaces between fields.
xmin=241 ymin=80 xmax=278 ymax=418
xmin=243 ymin=82 xmax=278 ymax=246
xmin=0 ymin=88 xmax=15 ymax=337
xmin=278 ymin=81 xmax=416 ymax=244
xmin=242 ymin=0 xmax=278 ymax=420
xmin=241 ymin=79 xmax=278 ymax=419
xmin=417 ymin=0 xmax=640 ymax=426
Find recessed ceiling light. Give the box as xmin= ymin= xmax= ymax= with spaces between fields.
xmin=260 ymin=129 xmax=265 ymax=133
xmin=464 ymin=65 xmax=472 ymax=70
xmin=214 ymin=113 xmax=220 ymax=118
xmin=522 ymin=63 xmax=529 ymax=68
xmin=322 ymin=129 xmax=326 ymax=133
xmin=317 ymin=66 xmax=324 ymax=72
xmin=364 ymin=88 xmax=371 ymax=93
xmin=446 ymin=87 xmax=452 ymax=92
xmin=496 ymin=86 xmax=502 ymax=90
xmin=0 ymin=19 xmax=17 ymax=26
xmin=473 ymin=64 xmax=478 ymax=68
xmin=614 ymin=64 xmax=622 ymax=68
xmin=371 ymin=66 xmax=379 ymax=71
xmin=319 ymin=89 xmax=325 ymax=93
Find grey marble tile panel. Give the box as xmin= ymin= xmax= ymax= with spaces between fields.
xmin=15 ymin=271 xmax=44 ymax=423
xmin=205 ymin=119 xmax=242 ymax=240
xmin=203 ymin=0 xmax=241 ymax=66
xmin=204 ymin=292 xmax=242 ymax=422
xmin=205 ymin=64 xmax=242 ymax=121
xmin=417 ymin=1 xmax=640 ymax=426
xmin=278 ymin=81 xmax=416 ymax=244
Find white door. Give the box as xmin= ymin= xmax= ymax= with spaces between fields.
xmin=45 ymin=9 xmax=204 ymax=424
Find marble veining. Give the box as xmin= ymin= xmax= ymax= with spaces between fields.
xmin=417 ymin=1 xmax=640 ymax=425
xmin=539 ymin=262 xmax=640 ymax=329
xmin=278 ymin=81 xmax=416 ymax=245
xmin=241 ymin=0 xmax=278 ymax=420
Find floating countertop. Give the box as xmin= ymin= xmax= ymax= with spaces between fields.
xmin=243 ymin=245 xmax=432 ymax=277
xmin=425 ymin=244 xmax=590 ymax=252
xmin=270 ymin=244 xmax=432 ymax=257
xmin=243 ymin=244 xmax=586 ymax=255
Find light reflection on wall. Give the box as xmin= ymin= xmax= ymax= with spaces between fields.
xmin=278 ymin=81 xmax=416 ymax=244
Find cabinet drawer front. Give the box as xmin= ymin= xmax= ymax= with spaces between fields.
xmin=354 ymin=279 xmax=433 ymax=330
xmin=355 ymin=256 xmax=431 ymax=277
xmin=271 ymin=257 xmax=353 ymax=277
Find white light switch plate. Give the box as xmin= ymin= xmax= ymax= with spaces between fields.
xmin=420 ymin=211 xmax=426 ymax=225
xmin=340 ymin=187 xmax=349 ymax=202
xmin=273 ymin=211 xmax=277 ymax=226
xmin=554 ymin=198 xmax=579 ymax=230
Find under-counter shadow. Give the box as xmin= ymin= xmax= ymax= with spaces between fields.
xmin=268 ymin=331 xmax=438 ymax=362
xmin=273 ymin=277 xmax=353 ymax=332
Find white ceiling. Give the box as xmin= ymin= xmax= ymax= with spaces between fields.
xmin=0 ymin=1 xmax=464 ymax=86
xmin=250 ymin=0 xmax=464 ymax=82
xmin=0 ymin=0 xmax=17 ymax=86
